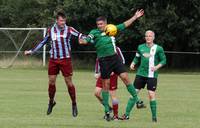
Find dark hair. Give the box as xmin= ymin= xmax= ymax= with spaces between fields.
xmin=96 ymin=16 xmax=107 ymax=22
xmin=56 ymin=12 xmax=66 ymax=19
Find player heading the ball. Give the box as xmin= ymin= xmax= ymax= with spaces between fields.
xmin=79 ymin=9 xmax=144 ymax=121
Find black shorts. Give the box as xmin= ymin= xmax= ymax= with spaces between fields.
xmin=134 ymin=75 xmax=157 ymax=91
xmin=99 ymin=54 xmax=127 ymax=79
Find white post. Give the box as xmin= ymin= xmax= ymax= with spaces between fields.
xmin=43 ymin=28 xmax=47 ymax=66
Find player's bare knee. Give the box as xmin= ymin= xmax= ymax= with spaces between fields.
xmin=149 ymin=96 xmax=156 ymax=101
xmin=110 ymin=94 xmax=117 ymax=101
xmin=136 ymin=89 xmax=140 ymax=94
xmin=122 ymin=78 xmax=130 ymax=85
xmin=48 ymin=75 xmax=56 ymax=85
xmin=119 ymin=73 xmax=130 ymax=85
xmin=103 ymin=86 xmax=109 ymax=91
xmin=49 ymin=78 xmax=56 ymax=85
xmin=94 ymin=91 xmax=100 ymax=98
xmin=64 ymin=78 xmax=73 ymax=87
xmin=66 ymin=82 xmax=73 ymax=87
xmin=102 ymin=82 xmax=110 ymax=91
xmin=148 ymin=91 xmax=156 ymax=100
xmin=94 ymin=87 xmax=102 ymax=98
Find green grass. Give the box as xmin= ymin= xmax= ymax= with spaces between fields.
xmin=0 ymin=68 xmax=199 ymax=128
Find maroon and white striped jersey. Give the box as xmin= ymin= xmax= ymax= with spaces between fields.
xmin=31 ymin=24 xmax=81 ymax=59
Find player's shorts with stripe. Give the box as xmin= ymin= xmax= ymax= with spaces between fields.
xmin=134 ymin=75 xmax=157 ymax=91
xmin=96 ymin=74 xmax=118 ymax=91
xmin=99 ymin=54 xmax=127 ymax=79
xmin=48 ymin=58 xmax=73 ymax=77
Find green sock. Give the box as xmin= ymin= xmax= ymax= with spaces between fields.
xmin=124 ymin=84 xmax=139 ymax=116
xmin=126 ymin=84 xmax=138 ymax=101
xmin=102 ymin=90 xmax=110 ymax=113
xmin=150 ymin=100 xmax=157 ymax=118
xmin=125 ymin=97 xmax=137 ymax=116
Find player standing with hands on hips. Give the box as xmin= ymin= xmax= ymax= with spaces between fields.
xmin=129 ymin=30 xmax=166 ymax=122
xmin=79 ymin=9 xmax=144 ymax=121
xmin=24 ymin=12 xmax=83 ymax=117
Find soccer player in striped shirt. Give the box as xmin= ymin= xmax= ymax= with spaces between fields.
xmin=24 ymin=12 xmax=82 ymax=117
xmin=129 ymin=30 xmax=166 ymax=122
xmin=94 ymin=47 xmax=125 ymax=120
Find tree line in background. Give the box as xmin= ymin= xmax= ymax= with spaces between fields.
xmin=0 ymin=0 xmax=199 ymax=69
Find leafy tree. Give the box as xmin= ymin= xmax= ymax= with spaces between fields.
xmin=0 ymin=0 xmax=199 ymax=68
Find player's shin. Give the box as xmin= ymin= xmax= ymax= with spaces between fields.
xmin=150 ymin=100 xmax=157 ymax=119
xmin=68 ymin=85 xmax=76 ymax=105
xmin=136 ymin=89 xmax=142 ymax=103
xmin=125 ymin=97 xmax=137 ymax=116
xmin=102 ymin=90 xmax=110 ymax=113
xmin=126 ymin=84 xmax=138 ymax=101
xmin=112 ymin=99 xmax=119 ymax=117
xmin=124 ymin=84 xmax=138 ymax=117
xmin=48 ymin=84 xmax=56 ymax=103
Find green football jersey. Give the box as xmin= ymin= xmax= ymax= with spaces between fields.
xmin=132 ymin=43 xmax=166 ymax=78
xmin=85 ymin=23 xmax=125 ymax=58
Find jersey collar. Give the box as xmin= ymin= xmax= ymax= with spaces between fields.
xmin=146 ymin=43 xmax=154 ymax=48
xmin=54 ymin=23 xmax=66 ymax=31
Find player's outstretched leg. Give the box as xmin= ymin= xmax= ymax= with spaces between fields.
xmin=65 ymin=76 xmax=78 ymax=117
xmin=122 ymin=97 xmax=136 ymax=120
xmin=119 ymin=72 xmax=138 ymax=120
xmin=47 ymin=75 xmax=57 ymax=115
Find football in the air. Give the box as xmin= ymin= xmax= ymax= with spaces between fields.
xmin=105 ymin=24 xmax=117 ymax=36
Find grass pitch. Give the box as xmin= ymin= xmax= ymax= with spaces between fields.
xmin=0 ymin=68 xmax=199 ymax=128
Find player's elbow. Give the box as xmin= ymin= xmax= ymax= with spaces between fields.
xmin=124 ymin=22 xmax=129 ymax=28
xmin=160 ymin=60 xmax=166 ymax=66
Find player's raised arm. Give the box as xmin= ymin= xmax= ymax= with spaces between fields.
xmin=24 ymin=31 xmax=50 ymax=55
xmin=124 ymin=9 xmax=144 ymax=28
